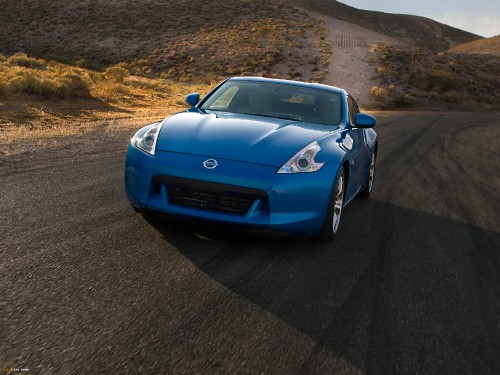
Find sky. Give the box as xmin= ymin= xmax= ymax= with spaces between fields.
xmin=339 ymin=0 xmax=500 ymax=38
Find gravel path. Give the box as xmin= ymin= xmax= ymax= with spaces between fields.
xmin=302 ymin=8 xmax=404 ymax=107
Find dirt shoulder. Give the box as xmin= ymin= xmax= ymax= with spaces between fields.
xmin=0 ymin=96 xmax=180 ymax=163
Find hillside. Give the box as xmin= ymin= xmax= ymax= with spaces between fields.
xmin=449 ymin=35 xmax=500 ymax=56
xmin=0 ymin=0 xmax=329 ymax=83
xmin=0 ymin=0 xmax=330 ymax=153
xmin=291 ymin=0 xmax=482 ymax=51
xmin=368 ymin=42 xmax=500 ymax=110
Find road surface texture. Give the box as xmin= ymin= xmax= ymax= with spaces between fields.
xmin=1 ymin=112 xmax=499 ymax=374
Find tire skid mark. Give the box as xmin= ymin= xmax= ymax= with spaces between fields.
xmin=374 ymin=113 xmax=412 ymax=129
xmin=377 ymin=114 xmax=443 ymax=195
xmin=417 ymin=117 xmax=500 ymax=230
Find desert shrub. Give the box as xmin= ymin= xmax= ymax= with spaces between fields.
xmin=423 ymin=68 xmax=457 ymax=92
xmin=0 ymin=80 xmax=7 ymax=97
xmin=387 ymin=84 xmax=400 ymax=96
xmin=127 ymin=78 xmax=170 ymax=94
xmin=16 ymin=74 xmax=67 ymax=98
xmin=427 ymin=91 xmax=440 ymax=100
xmin=374 ymin=66 xmax=386 ymax=78
xmin=140 ymin=66 xmax=152 ymax=74
xmin=436 ymin=52 xmax=447 ymax=63
xmin=254 ymin=25 xmax=272 ymax=36
xmin=75 ymin=59 xmax=86 ymax=67
xmin=93 ymin=81 xmax=130 ymax=100
xmin=46 ymin=60 xmax=60 ymax=68
xmin=312 ymin=70 xmax=327 ymax=82
xmin=38 ymin=78 xmax=69 ymax=98
xmin=366 ymin=52 xmax=377 ymax=64
xmin=61 ymin=72 xmax=91 ymax=97
xmin=84 ymin=70 xmax=103 ymax=83
xmin=7 ymin=53 xmax=46 ymax=69
xmin=8 ymin=71 xmax=40 ymax=93
xmin=371 ymin=86 xmax=388 ymax=102
xmin=393 ymin=94 xmax=414 ymax=107
xmin=4 ymin=66 xmax=92 ymax=99
xmin=287 ymin=70 xmax=302 ymax=79
xmin=104 ymin=66 xmax=130 ymax=82
xmin=442 ymin=90 xmax=462 ymax=103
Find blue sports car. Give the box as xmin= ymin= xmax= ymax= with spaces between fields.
xmin=125 ymin=77 xmax=377 ymax=240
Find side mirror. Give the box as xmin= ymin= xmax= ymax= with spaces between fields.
xmin=185 ymin=93 xmax=200 ymax=107
xmin=353 ymin=113 xmax=376 ymax=128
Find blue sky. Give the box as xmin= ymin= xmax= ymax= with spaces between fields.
xmin=339 ymin=0 xmax=500 ymax=38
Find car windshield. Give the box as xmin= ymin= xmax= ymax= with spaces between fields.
xmin=200 ymin=80 xmax=342 ymax=126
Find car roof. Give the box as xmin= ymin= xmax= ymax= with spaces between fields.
xmin=228 ymin=76 xmax=346 ymax=95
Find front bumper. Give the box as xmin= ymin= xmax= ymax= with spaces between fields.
xmin=124 ymin=145 xmax=339 ymax=235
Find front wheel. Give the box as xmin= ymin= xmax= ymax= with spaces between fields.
xmin=314 ymin=167 xmax=345 ymax=241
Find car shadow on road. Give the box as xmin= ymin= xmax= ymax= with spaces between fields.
xmin=146 ymin=198 xmax=500 ymax=374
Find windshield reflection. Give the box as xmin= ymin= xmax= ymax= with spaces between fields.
xmin=200 ymin=80 xmax=342 ymax=126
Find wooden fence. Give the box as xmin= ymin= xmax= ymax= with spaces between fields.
xmin=335 ymin=34 xmax=367 ymax=47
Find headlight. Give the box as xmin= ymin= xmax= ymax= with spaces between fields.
xmin=134 ymin=122 xmax=163 ymax=155
xmin=277 ymin=141 xmax=325 ymax=173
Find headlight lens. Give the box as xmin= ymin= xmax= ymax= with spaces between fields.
xmin=135 ymin=123 xmax=162 ymax=155
xmin=277 ymin=141 xmax=325 ymax=173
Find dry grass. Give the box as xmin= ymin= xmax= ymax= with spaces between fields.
xmin=448 ymin=35 xmax=500 ymax=56
xmin=0 ymin=53 xmax=205 ymax=103
xmin=0 ymin=54 xmax=211 ymax=150
xmin=1 ymin=53 xmax=93 ymax=99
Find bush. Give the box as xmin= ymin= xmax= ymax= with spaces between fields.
xmin=393 ymin=94 xmax=414 ymax=107
xmin=61 ymin=72 xmax=91 ymax=97
xmin=8 ymin=71 xmax=39 ymax=93
xmin=0 ymin=81 xmax=7 ymax=97
xmin=423 ymin=68 xmax=457 ymax=92
xmin=287 ymin=71 xmax=302 ymax=79
xmin=7 ymin=53 xmax=46 ymax=69
xmin=104 ymin=66 xmax=130 ymax=82
xmin=93 ymin=81 xmax=130 ymax=100
xmin=5 ymin=68 xmax=92 ymax=98
xmin=371 ymin=86 xmax=388 ymax=102
xmin=39 ymin=78 xmax=68 ymax=98
xmin=442 ymin=90 xmax=462 ymax=103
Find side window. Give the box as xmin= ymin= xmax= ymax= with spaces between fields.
xmin=208 ymin=86 xmax=239 ymax=110
xmin=347 ymin=96 xmax=359 ymax=125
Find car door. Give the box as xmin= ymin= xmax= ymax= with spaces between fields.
xmin=346 ymin=95 xmax=367 ymax=196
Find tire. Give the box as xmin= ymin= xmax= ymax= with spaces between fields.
xmin=314 ymin=166 xmax=345 ymax=241
xmin=141 ymin=208 xmax=160 ymax=222
xmin=358 ymin=151 xmax=375 ymax=199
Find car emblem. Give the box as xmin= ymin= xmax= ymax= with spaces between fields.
xmin=203 ymin=159 xmax=218 ymax=170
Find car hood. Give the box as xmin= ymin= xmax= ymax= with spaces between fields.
xmin=156 ymin=111 xmax=335 ymax=166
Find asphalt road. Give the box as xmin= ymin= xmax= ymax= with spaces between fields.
xmin=1 ymin=112 xmax=499 ymax=374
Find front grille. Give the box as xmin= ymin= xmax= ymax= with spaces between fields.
xmin=168 ymin=185 xmax=256 ymax=215
xmin=154 ymin=176 xmax=268 ymax=216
